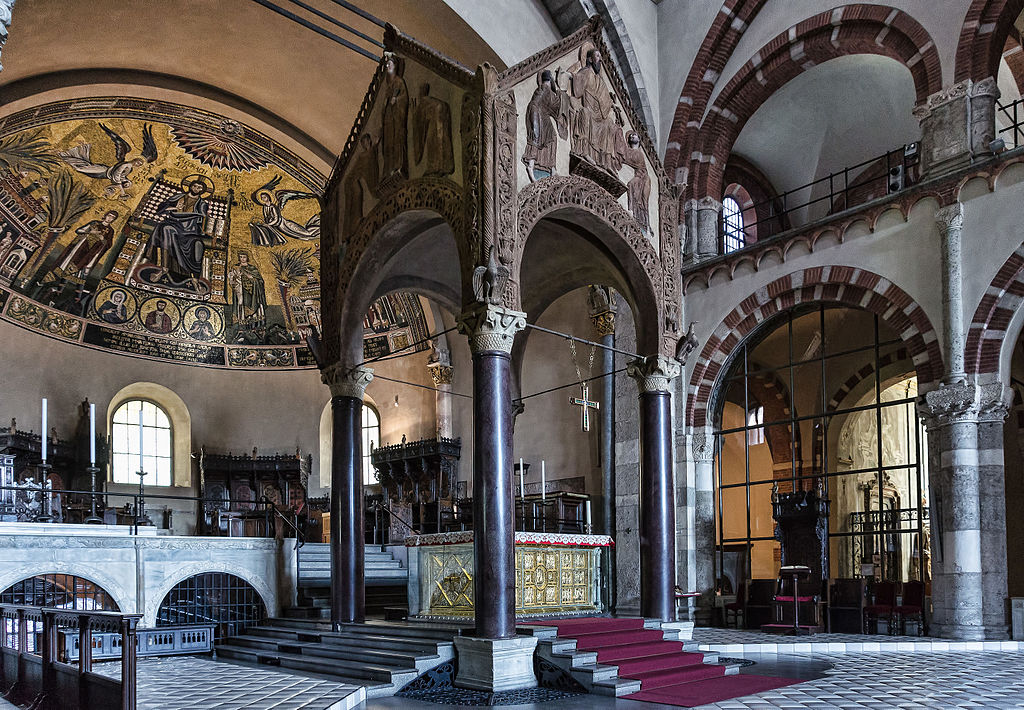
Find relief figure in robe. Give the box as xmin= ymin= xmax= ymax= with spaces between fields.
xmin=566 ymin=47 xmax=625 ymax=173
xmin=622 ymin=131 xmax=651 ymax=232
xmin=380 ymin=56 xmax=409 ymax=180
xmin=144 ymin=175 xmax=212 ymax=285
xmin=523 ymin=69 xmax=569 ymax=182
xmin=342 ymin=133 xmax=380 ymax=241
xmin=411 ymin=84 xmax=454 ymax=177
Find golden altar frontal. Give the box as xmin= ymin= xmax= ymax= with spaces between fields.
xmin=404 ymin=531 xmax=614 ymax=620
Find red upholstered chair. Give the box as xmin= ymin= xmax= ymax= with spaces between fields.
xmin=724 ymin=580 xmax=746 ymax=629
xmin=895 ymin=581 xmax=925 ymax=636
xmin=864 ymin=581 xmax=897 ymax=634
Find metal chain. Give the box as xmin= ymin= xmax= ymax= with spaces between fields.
xmin=568 ymin=336 xmax=597 ymax=387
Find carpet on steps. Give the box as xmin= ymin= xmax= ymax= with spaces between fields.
xmin=596 ymin=640 xmax=685 ymax=663
xmin=614 ymin=650 xmax=709 ymax=675
xmin=625 ymin=673 xmax=800 ymax=707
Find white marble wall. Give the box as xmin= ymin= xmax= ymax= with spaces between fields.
xmin=0 ymin=527 xmax=284 ymax=627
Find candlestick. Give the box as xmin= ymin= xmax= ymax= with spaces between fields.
xmin=541 ymin=460 xmax=546 ymax=500
xmin=519 ymin=458 xmax=525 ymax=498
xmin=41 ymin=398 xmax=47 ymax=462
xmin=89 ymin=402 xmax=96 ymax=466
xmin=585 ymin=500 xmax=592 ymax=531
xmin=138 ymin=407 xmax=144 ymax=473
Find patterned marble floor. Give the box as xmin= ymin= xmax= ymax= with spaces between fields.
xmin=691 ymin=627 xmax=1023 ymax=654
xmin=95 ymin=656 xmax=364 ymax=710
xmin=360 ymin=650 xmax=1024 ymax=709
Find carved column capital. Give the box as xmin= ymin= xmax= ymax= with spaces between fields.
xmin=587 ymin=285 xmax=617 ymax=337
xmin=918 ymin=381 xmax=1011 ymax=427
xmin=428 ymin=363 xmax=454 ymax=386
xmin=0 ymin=1 xmax=13 ymax=72
xmin=627 ymin=355 xmax=681 ymax=394
xmin=935 ymin=202 xmax=964 ymax=231
xmin=456 ymin=302 xmax=526 ymax=355
xmin=690 ymin=432 xmax=716 ymax=463
xmin=321 ymin=363 xmax=374 ymax=400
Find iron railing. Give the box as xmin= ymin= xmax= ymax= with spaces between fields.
xmin=997 ymin=97 xmax=1024 ymax=149
xmin=1 ymin=604 xmax=140 ymax=710
xmin=727 ymin=145 xmax=919 ymax=252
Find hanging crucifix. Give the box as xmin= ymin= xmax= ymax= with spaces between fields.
xmin=567 ymin=336 xmax=599 ymax=433
xmin=570 ymin=382 xmax=600 ymax=432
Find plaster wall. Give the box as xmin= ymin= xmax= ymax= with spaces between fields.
xmin=440 ymin=0 xmax=560 ymax=67
xmin=0 ymin=529 xmax=282 ymax=628
xmin=608 ymin=0 xmax=661 ymax=142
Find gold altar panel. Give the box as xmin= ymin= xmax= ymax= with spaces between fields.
xmin=424 ymin=543 xmax=475 ymax=616
xmin=515 ymin=545 xmax=596 ymax=615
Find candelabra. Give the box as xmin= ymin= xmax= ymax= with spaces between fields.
xmin=84 ymin=465 xmax=102 ymax=524
xmin=135 ymin=469 xmax=151 ymax=526
xmin=35 ymin=460 xmax=53 ymax=523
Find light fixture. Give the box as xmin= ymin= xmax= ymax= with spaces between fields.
xmin=394 ymin=395 xmax=399 ymax=408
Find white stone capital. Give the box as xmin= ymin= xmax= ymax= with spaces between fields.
xmin=918 ymin=381 xmax=1011 ymax=427
xmin=321 ymin=363 xmax=374 ymax=399
xmin=935 ymin=203 xmax=964 ymax=232
xmin=627 ymin=355 xmax=681 ymax=393
xmin=428 ymin=362 xmax=454 ymax=386
xmin=456 ymin=302 xmax=526 ymax=355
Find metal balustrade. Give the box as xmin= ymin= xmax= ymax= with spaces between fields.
xmin=0 ymin=604 xmax=140 ymax=710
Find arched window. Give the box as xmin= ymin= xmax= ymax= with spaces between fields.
xmin=156 ymin=572 xmax=265 ymax=636
xmin=362 ymin=403 xmax=380 ymax=485
xmin=111 ymin=400 xmax=172 ymax=486
xmin=722 ymin=195 xmax=746 ymax=253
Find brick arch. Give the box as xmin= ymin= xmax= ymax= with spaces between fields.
xmin=954 ymin=0 xmax=1024 ymax=83
xmin=746 ymin=368 xmax=800 ymax=467
xmin=965 ymin=242 xmax=1024 ymax=375
xmin=687 ymin=266 xmax=942 ymax=427
xmin=663 ymin=0 xmax=768 ymax=183
xmin=686 ymin=5 xmax=942 ymax=204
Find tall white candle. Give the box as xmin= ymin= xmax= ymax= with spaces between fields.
xmin=519 ymin=458 xmax=525 ymax=498
xmin=89 ymin=403 xmax=96 ymax=466
xmin=40 ymin=398 xmax=47 ymax=462
xmin=585 ymin=500 xmax=592 ymax=529
xmin=138 ymin=407 xmax=144 ymax=472
xmin=541 ymin=460 xmax=546 ymax=500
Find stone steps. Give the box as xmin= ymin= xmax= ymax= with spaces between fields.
xmin=216 ymin=619 xmax=457 ymax=698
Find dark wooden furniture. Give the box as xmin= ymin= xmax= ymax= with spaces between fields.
xmin=515 ymin=491 xmax=589 ymax=533
xmin=198 ymin=450 xmax=308 ymax=537
xmin=371 ymin=436 xmax=461 ymax=537
xmin=829 ymin=578 xmax=866 ymax=633
xmin=864 ymin=580 xmax=898 ymax=634
xmin=724 ymin=580 xmax=746 ymax=628
xmin=895 ymin=580 xmax=926 ymax=635
xmin=744 ymin=578 xmax=777 ymax=629
xmin=763 ymin=566 xmax=824 ymax=635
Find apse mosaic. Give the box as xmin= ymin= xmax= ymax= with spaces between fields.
xmin=0 ymin=98 xmax=428 ymax=368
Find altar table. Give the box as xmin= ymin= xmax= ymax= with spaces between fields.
xmin=404 ymin=530 xmax=613 ymax=620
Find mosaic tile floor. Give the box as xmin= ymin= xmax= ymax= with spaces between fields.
xmin=95 ymin=656 xmax=364 ymax=710
xmin=691 ymin=627 xmax=1023 ymax=655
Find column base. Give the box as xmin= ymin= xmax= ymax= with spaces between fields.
xmin=930 ymin=622 xmax=989 ymax=641
xmin=453 ymin=636 xmax=539 ymax=692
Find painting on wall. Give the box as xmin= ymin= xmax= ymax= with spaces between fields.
xmin=0 ymin=98 xmax=429 ymax=368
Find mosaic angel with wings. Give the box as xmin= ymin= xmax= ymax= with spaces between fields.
xmin=57 ymin=123 xmax=157 ymax=198
xmin=248 ymin=174 xmax=321 ymax=246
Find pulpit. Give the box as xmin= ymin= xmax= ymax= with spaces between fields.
xmin=405 ymin=530 xmax=612 ymax=620
xmin=370 ymin=436 xmax=460 ymax=537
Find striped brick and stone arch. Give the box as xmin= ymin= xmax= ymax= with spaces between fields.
xmin=826 ymin=346 xmax=912 ymax=411
xmin=663 ymin=0 xmax=767 ymax=184
xmin=965 ymin=241 xmax=1024 ymax=376
xmin=685 ymin=5 xmax=943 ymax=206
xmin=686 ymin=266 xmax=943 ymax=428
xmin=745 ymin=368 xmax=803 ymax=473
xmin=954 ymin=0 xmax=1024 ymax=83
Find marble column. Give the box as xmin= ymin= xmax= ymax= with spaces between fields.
xmin=589 ymin=286 xmax=617 ymax=610
xmin=685 ymin=197 xmax=722 ymax=261
xmin=627 ymin=355 xmax=681 ymax=621
xmin=919 ymin=381 xmax=1011 ymax=639
xmin=690 ymin=429 xmax=716 ymax=625
xmin=936 ymin=203 xmax=966 ymax=381
xmin=455 ymin=302 xmax=526 ymax=639
xmin=914 ymin=77 xmax=1000 ymax=178
xmin=428 ymin=347 xmax=454 ymax=439
xmin=321 ymin=363 xmax=373 ymax=628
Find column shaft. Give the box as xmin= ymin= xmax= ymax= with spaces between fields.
xmin=639 ymin=390 xmax=675 ymax=621
xmin=472 ymin=349 xmax=516 ymax=638
xmin=331 ymin=396 xmax=364 ymax=626
xmin=937 ymin=204 xmax=965 ymax=379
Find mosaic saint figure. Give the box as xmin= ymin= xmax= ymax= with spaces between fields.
xmin=411 ymin=83 xmax=454 ymax=177
xmin=523 ymin=70 xmax=570 ymax=182
xmin=622 ymin=131 xmax=650 ymax=232
xmin=188 ymin=306 xmax=216 ymax=340
xmin=55 ymin=210 xmax=119 ymax=276
xmin=380 ymin=55 xmax=409 ymax=180
xmin=145 ymin=176 xmax=212 ymax=283
xmin=227 ymin=251 xmax=267 ymax=324
xmin=144 ymin=299 xmax=173 ymax=334
xmin=96 ymin=288 xmax=129 ymax=324
xmin=249 ymin=175 xmax=321 ymax=246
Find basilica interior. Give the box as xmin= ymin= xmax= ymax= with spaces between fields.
xmin=1 ymin=1 xmax=1024 ymax=709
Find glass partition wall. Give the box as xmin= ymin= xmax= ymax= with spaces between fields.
xmin=712 ymin=305 xmax=930 ymax=593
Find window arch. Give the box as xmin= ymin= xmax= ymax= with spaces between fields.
xmin=156 ymin=572 xmax=265 ymax=636
xmin=721 ymin=195 xmax=746 ymax=253
xmin=362 ymin=402 xmax=380 ymax=485
xmin=107 ymin=383 xmax=191 ymax=487
xmin=111 ymin=400 xmax=172 ymax=486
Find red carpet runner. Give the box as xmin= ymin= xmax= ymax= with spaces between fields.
xmin=539 ymin=617 xmax=800 ymax=708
